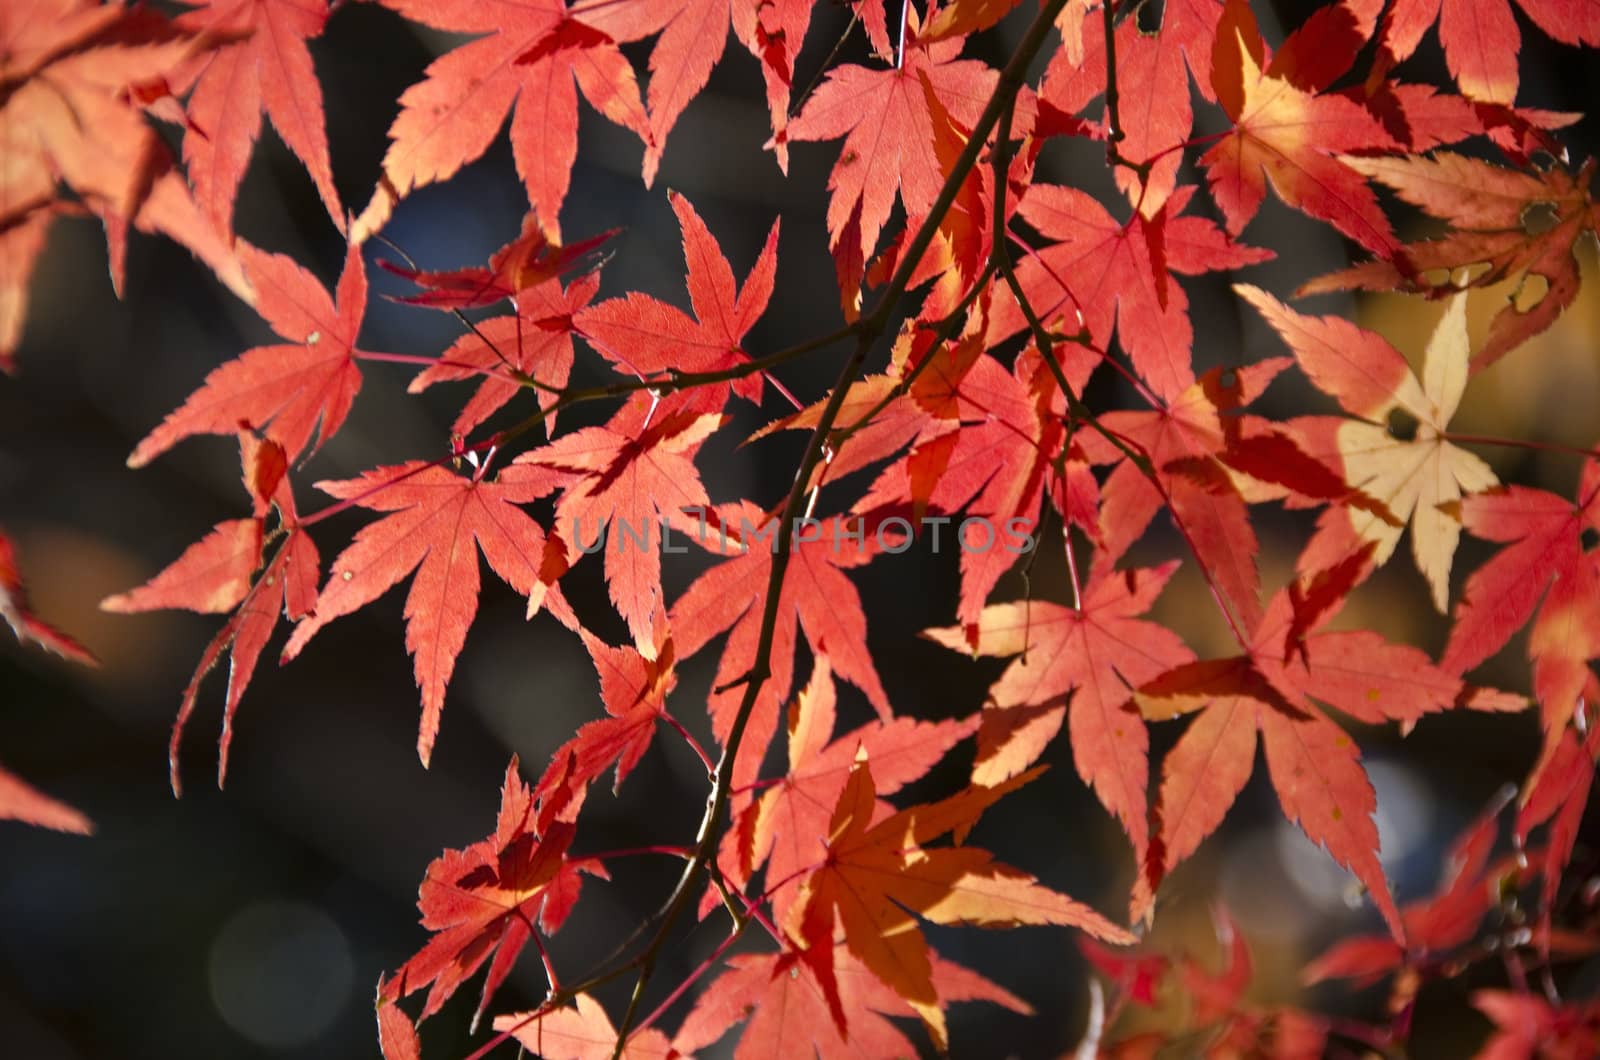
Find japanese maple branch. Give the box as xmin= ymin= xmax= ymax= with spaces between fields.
xmin=606 ymin=330 xmax=877 ymax=1053
xmin=990 ymin=94 xmax=1145 ymax=477
xmin=990 ymin=94 xmax=1251 ymax=647
xmin=294 ymin=324 xmax=858 ymax=530
xmin=1441 ymin=433 xmax=1600 ymax=461
xmin=602 ymin=2 xmax=1077 ymax=1052
xmin=1103 ymin=0 xmax=1125 ymax=150
xmin=1099 ymin=0 xmax=1156 ymax=181
xmin=824 ymin=260 xmax=997 ymax=455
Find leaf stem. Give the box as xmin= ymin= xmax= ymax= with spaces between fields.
xmin=661 ymin=712 xmax=714 ymax=775
xmin=1442 ymin=432 xmax=1600 ymax=461
xmin=589 ymin=844 xmax=694 ymax=861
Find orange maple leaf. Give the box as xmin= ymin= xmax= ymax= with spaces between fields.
xmin=1301 ymin=153 xmax=1600 ymax=370
xmin=788 ymin=754 xmax=1133 ymax=1050
xmin=0 ymin=0 xmax=250 ymax=366
xmin=385 ymin=759 xmax=601 ymax=1025
xmin=1201 ymin=0 xmax=1400 ymax=256
xmin=282 ymin=460 xmax=577 ymax=765
xmin=925 ymin=561 xmax=1195 ymax=888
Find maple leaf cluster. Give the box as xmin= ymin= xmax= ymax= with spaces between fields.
xmin=4 ymin=0 xmax=1600 ymax=1054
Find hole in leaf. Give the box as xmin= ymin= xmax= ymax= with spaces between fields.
xmin=1387 ymin=407 xmax=1420 ymax=442
xmin=1522 ymin=201 xmax=1559 ymax=236
xmin=1513 ymin=273 xmax=1549 ymax=313
xmin=1219 ymin=368 xmax=1238 ymax=390
xmin=1582 ymin=526 xmax=1598 ymax=551
xmin=1136 ymin=0 xmax=1163 ymax=33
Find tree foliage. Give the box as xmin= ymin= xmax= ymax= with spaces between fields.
xmin=3 ymin=0 xmax=1600 ymax=1055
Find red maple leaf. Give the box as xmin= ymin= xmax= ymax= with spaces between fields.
xmin=1086 ymin=359 xmax=1298 ymax=637
xmin=174 ymin=0 xmax=343 ymax=234
xmin=855 ymin=345 xmax=1080 ymax=640
xmin=282 ymin=458 xmax=576 ymax=765
xmin=1516 ymin=711 xmax=1600 ymax=941
xmin=376 ymin=996 xmax=421 ymax=1060
xmin=577 ymin=191 xmax=779 ymax=408
xmin=673 ymin=944 xmax=1028 ymax=1058
xmin=925 ymin=561 xmax=1195 ymax=891
xmin=409 ymin=274 xmax=599 ymax=440
xmin=733 ymin=0 xmax=817 ymax=171
xmin=385 ymin=757 xmax=600 ymax=1025
xmin=531 ymin=622 xmax=680 ymax=826
xmin=1373 ymin=0 xmax=1600 ymax=104
xmin=1091 ymin=906 xmax=1332 ymax=1055
xmin=1441 ymin=459 xmax=1600 ymax=740
xmin=1305 ymin=787 xmax=1516 ymax=986
xmin=1473 ymin=990 xmax=1600 ymax=1060
xmin=669 ymin=500 xmax=893 ymax=792
xmin=1134 ymin=553 xmax=1491 ymax=936
xmin=1200 ymin=0 xmax=1402 ymax=256
xmin=998 ymin=182 xmax=1271 ymax=403
xmin=129 ymin=240 xmax=372 ymax=467
xmin=787 ymin=36 xmax=996 ymax=312
xmin=1183 ymin=910 xmax=1331 ymax=1056
xmin=519 ymin=398 xmax=719 ymax=655
xmin=633 ymin=0 xmax=832 ymax=181
xmin=1037 ymin=0 xmax=1223 ymax=210
xmin=351 ymin=0 xmax=659 ymax=244
xmin=381 ymin=215 xmax=614 ymax=310
xmin=104 ymin=433 xmax=320 ymax=792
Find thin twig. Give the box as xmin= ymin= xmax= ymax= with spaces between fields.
xmin=661 ymin=713 xmax=714 ymax=775
xmin=789 ymin=8 xmax=860 ymax=119
xmin=1102 ymin=0 xmax=1125 ymax=153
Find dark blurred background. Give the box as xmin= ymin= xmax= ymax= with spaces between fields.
xmin=3 ymin=1 xmax=1599 ymax=1057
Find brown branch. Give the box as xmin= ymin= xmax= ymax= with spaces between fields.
xmin=989 ymin=93 xmax=1150 ymax=479
xmin=403 ymin=6 xmax=1079 ymax=1054
xmin=1103 ymin=0 xmax=1124 ymax=150
xmin=603 ymin=1 xmax=1078 ymax=1052
xmin=824 ymin=260 xmax=997 ymax=456
xmin=988 ymin=92 xmax=1252 ymax=647
xmin=1100 ymin=0 xmax=1153 ymax=181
